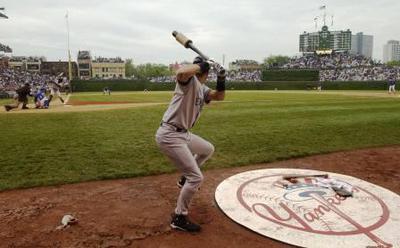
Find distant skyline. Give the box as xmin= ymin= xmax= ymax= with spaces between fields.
xmin=0 ymin=0 xmax=399 ymax=64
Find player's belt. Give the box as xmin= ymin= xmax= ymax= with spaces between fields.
xmin=160 ymin=122 xmax=187 ymax=133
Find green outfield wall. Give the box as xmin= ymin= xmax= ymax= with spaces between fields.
xmin=261 ymin=69 xmax=319 ymax=81
xmin=71 ymin=79 xmax=389 ymax=92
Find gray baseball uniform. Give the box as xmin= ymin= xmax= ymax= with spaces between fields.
xmin=155 ymin=75 xmax=214 ymax=215
xmin=49 ymin=81 xmax=62 ymax=97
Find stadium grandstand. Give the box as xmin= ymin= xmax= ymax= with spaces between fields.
xmin=281 ymin=52 xmax=399 ymax=81
xmin=0 ymin=67 xmax=66 ymax=94
xmin=149 ymin=69 xmax=262 ymax=83
xmin=151 ymin=59 xmax=262 ymax=83
xmin=152 ymin=52 xmax=400 ymax=83
xmin=282 ymin=52 xmax=377 ymax=70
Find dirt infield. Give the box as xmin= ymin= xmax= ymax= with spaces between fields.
xmin=1 ymin=146 xmax=399 ymax=248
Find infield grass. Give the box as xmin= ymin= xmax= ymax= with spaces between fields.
xmin=68 ymin=91 xmax=171 ymax=103
xmin=1 ymin=90 xmax=400 ymax=190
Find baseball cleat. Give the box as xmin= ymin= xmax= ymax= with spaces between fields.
xmin=170 ymin=214 xmax=201 ymax=232
xmin=4 ymin=105 xmax=12 ymax=112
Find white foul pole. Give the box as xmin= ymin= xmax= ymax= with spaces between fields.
xmin=66 ymin=11 xmax=72 ymax=81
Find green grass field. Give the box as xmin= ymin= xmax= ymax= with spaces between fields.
xmin=1 ymin=90 xmax=400 ymax=191
xmin=69 ymin=91 xmax=171 ymax=103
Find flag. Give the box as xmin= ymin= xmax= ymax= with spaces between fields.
xmin=0 ymin=12 xmax=8 ymax=19
xmin=319 ymin=5 xmax=326 ymax=10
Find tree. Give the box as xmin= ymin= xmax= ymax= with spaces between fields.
xmin=386 ymin=60 xmax=400 ymax=67
xmin=132 ymin=63 xmax=173 ymax=79
xmin=125 ymin=59 xmax=135 ymax=77
xmin=263 ymin=55 xmax=290 ymax=68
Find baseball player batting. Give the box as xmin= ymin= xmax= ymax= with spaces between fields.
xmin=155 ymin=31 xmax=226 ymax=232
xmin=48 ymin=75 xmax=65 ymax=104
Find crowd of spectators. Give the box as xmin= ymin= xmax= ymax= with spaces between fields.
xmin=224 ymin=70 xmax=261 ymax=82
xmin=149 ymin=70 xmax=262 ymax=83
xmin=0 ymin=68 xmax=61 ymax=93
xmin=2 ymin=52 xmax=398 ymax=87
xmin=93 ymin=56 xmax=124 ymax=63
xmin=282 ymin=53 xmax=378 ymax=70
xmin=150 ymin=52 xmax=398 ymax=83
xmin=320 ymin=67 xmax=400 ymax=81
xmin=281 ymin=52 xmax=399 ymax=81
xmin=149 ymin=75 xmax=175 ymax=83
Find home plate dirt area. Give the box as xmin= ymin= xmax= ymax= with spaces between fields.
xmin=0 ymin=146 xmax=399 ymax=248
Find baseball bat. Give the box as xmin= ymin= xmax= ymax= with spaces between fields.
xmin=283 ymin=174 xmax=329 ymax=181
xmin=172 ymin=31 xmax=210 ymax=60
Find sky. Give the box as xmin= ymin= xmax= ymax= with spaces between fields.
xmin=0 ymin=0 xmax=399 ymax=65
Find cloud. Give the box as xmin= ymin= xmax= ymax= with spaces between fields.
xmin=1 ymin=0 xmax=399 ymax=64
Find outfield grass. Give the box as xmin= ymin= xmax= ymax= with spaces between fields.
xmin=69 ymin=91 xmax=171 ymax=103
xmin=1 ymin=90 xmax=400 ymax=190
xmin=0 ymin=98 xmax=15 ymax=105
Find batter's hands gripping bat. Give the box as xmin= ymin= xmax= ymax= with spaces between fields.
xmin=172 ymin=31 xmax=225 ymax=75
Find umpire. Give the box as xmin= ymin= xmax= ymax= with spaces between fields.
xmin=4 ymin=83 xmax=31 ymax=112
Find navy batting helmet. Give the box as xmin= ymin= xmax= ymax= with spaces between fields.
xmin=193 ymin=56 xmax=205 ymax=64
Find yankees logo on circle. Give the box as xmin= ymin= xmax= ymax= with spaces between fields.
xmin=215 ymin=169 xmax=400 ymax=248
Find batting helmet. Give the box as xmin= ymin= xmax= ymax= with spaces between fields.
xmin=193 ymin=56 xmax=205 ymax=64
xmin=193 ymin=56 xmax=210 ymax=74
